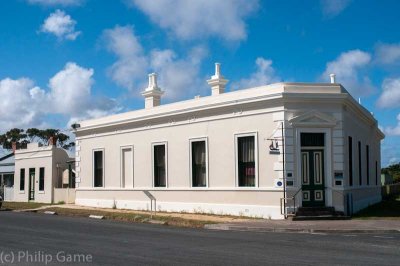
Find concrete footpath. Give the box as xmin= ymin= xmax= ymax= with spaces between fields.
xmin=205 ymin=219 xmax=400 ymax=234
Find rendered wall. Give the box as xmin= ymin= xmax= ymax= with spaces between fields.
xmin=76 ymin=108 xmax=286 ymax=219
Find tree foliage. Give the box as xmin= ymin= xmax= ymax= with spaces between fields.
xmin=0 ymin=128 xmax=75 ymax=151
xmin=382 ymin=163 xmax=400 ymax=183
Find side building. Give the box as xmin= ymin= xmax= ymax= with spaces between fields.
xmin=0 ymin=152 xmax=15 ymax=201
xmin=73 ymin=64 xmax=384 ymax=219
xmin=13 ymin=138 xmax=72 ymax=204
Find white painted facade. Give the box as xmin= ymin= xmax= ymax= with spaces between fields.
xmin=13 ymin=142 xmax=71 ymax=203
xmin=73 ymin=67 xmax=384 ymax=219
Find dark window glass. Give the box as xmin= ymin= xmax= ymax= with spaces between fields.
xmin=301 ymin=133 xmax=325 ymax=147
xmin=192 ymin=141 xmax=207 ymax=187
xmin=349 ymin=137 xmax=353 ymax=186
xmin=238 ymin=136 xmax=255 ymax=187
xmin=94 ymin=151 xmax=103 ymax=187
xmin=366 ymin=145 xmax=370 ymax=186
xmin=154 ymin=145 xmax=166 ymax=187
xmin=39 ymin=167 xmax=45 ymax=191
xmin=358 ymin=141 xmax=362 ymax=186
xmin=20 ymin=168 xmax=25 ymax=191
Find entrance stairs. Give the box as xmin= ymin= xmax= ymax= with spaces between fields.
xmin=292 ymin=207 xmax=350 ymax=221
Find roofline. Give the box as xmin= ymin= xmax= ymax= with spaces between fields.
xmin=0 ymin=152 xmax=14 ymax=162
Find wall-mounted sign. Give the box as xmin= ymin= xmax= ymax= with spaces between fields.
xmin=269 ymin=140 xmax=279 ymax=151
xmin=334 ymin=172 xmax=343 ymax=179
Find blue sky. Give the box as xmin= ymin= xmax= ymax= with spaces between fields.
xmin=0 ymin=0 xmax=400 ymax=165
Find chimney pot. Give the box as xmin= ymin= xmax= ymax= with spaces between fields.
xmin=48 ymin=136 xmax=57 ymax=146
xmin=11 ymin=142 xmax=17 ymax=153
xmin=207 ymin=62 xmax=228 ymax=96
xmin=142 ymin=73 xmax=164 ymax=108
xmin=330 ymin=73 xmax=336 ymax=84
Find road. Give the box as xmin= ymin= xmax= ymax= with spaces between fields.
xmin=0 ymin=211 xmax=399 ymax=265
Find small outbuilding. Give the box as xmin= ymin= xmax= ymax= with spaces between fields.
xmin=0 ymin=152 xmax=15 ymax=201
xmin=13 ymin=138 xmax=72 ymax=204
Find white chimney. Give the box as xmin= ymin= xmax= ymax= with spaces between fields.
xmin=141 ymin=73 xmax=164 ymax=109
xmin=207 ymin=63 xmax=228 ymax=96
xmin=330 ymin=73 xmax=336 ymax=84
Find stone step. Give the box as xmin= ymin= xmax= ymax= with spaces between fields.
xmin=292 ymin=215 xmax=351 ymax=221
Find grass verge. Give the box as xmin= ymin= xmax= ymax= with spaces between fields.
xmin=353 ymin=194 xmax=400 ymax=219
xmin=38 ymin=207 xmax=217 ymax=228
xmin=1 ymin=201 xmax=51 ymax=211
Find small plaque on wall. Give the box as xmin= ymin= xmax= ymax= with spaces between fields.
xmin=334 ymin=172 xmax=343 ymax=179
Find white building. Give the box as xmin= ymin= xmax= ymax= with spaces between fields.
xmin=13 ymin=138 xmax=72 ymax=204
xmin=73 ymin=64 xmax=384 ymax=219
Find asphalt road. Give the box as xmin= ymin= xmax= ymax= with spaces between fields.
xmin=0 ymin=212 xmax=399 ymax=265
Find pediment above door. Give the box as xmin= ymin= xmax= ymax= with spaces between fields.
xmin=289 ymin=110 xmax=337 ymax=127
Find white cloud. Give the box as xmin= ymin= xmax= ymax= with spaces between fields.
xmin=103 ymin=25 xmax=147 ymax=90
xmin=103 ymin=25 xmax=207 ymax=100
xmin=322 ymin=49 xmax=374 ymax=97
xmin=129 ymin=0 xmax=259 ymax=41
xmin=49 ymin=62 xmax=93 ymax=114
xmin=27 ymin=0 xmax=83 ymax=6
xmin=0 ymin=63 xmax=119 ymax=132
xmin=0 ymin=78 xmax=46 ymax=131
xmin=232 ymin=57 xmax=281 ymax=90
xmin=48 ymin=62 xmax=121 ymax=124
xmin=40 ymin=10 xmax=81 ymax=41
xmin=376 ymin=78 xmax=400 ymax=109
xmin=320 ymin=0 xmax=351 ymax=18
xmin=375 ymin=43 xmax=400 ymax=65
xmin=150 ymin=46 xmax=208 ymax=100
xmin=383 ymin=113 xmax=400 ymax=136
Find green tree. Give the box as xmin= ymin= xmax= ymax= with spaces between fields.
xmin=0 ymin=128 xmax=28 ymax=149
xmin=0 ymin=128 xmax=75 ymax=151
xmin=382 ymin=163 xmax=400 ymax=183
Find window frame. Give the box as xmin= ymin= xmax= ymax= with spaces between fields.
xmin=358 ymin=141 xmax=362 ymax=186
xmin=348 ymin=136 xmax=353 ymax=187
xmin=92 ymin=148 xmax=105 ymax=188
xmin=120 ymin=145 xmax=134 ymax=188
xmin=151 ymin=142 xmax=168 ymax=188
xmin=39 ymin=167 xmax=45 ymax=192
xmin=19 ymin=168 xmax=25 ymax=192
xmin=189 ymin=137 xmax=209 ymax=188
xmin=234 ymin=132 xmax=259 ymax=188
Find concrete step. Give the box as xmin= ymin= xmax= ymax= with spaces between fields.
xmin=292 ymin=215 xmax=351 ymax=221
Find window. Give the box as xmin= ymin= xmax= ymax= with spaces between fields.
xmin=375 ymin=161 xmax=378 ymax=186
xmin=20 ymin=168 xmax=25 ymax=191
xmin=358 ymin=141 xmax=362 ymax=186
xmin=93 ymin=150 xmax=104 ymax=187
xmin=300 ymin=133 xmax=325 ymax=147
xmin=153 ymin=144 xmax=167 ymax=187
xmin=191 ymin=139 xmax=207 ymax=187
xmin=366 ymin=145 xmax=370 ymax=186
xmin=237 ymin=134 xmax=257 ymax=187
xmin=39 ymin=167 xmax=45 ymax=191
xmin=348 ymin=137 xmax=353 ymax=186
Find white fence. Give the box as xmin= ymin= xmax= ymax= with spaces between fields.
xmin=53 ymin=188 xmax=75 ymax=204
xmin=4 ymin=187 xmax=14 ymax=201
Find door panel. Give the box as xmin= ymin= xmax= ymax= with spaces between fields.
xmin=301 ymin=150 xmax=325 ymax=207
xmin=122 ymin=148 xmax=133 ymax=188
xmin=29 ymin=169 xmax=35 ymax=201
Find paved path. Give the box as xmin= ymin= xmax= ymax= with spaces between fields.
xmin=206 ymin=219 xmax=400 ymax=233
xmin=0 ymin=211 xmax=399 ymax=265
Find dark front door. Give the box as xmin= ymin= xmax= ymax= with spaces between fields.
xmin=29 ymin=168 xmax=35 ymax=201
xmin=301 ymin=149 xmax=325 ymax=207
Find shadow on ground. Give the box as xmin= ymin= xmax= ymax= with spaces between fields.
xmin=354 ymin=194 xmax=400 ymax=219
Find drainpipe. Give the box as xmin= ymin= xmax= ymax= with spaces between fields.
xmin=281 ymin=122 xmax=286 ymax=218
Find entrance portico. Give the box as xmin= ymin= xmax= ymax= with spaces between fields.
xmin=290 ymin=110 xmax=337 ymax=210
